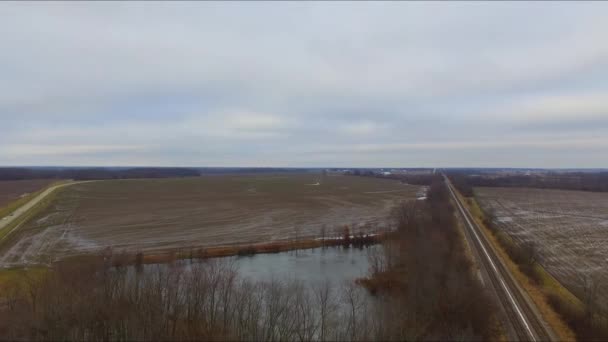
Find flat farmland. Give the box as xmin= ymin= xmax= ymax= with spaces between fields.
xmin=474 ymin=187 xmax=608 ymax=307
xmin=0 ymin=179 xmax=56 ymax=209
xmin=0 ymin=174 xmax=420 ymax=266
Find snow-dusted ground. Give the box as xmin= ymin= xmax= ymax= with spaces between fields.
xmin=475 ymin=187 xmax=608 ymax=309
xmin=1 ymin=176 xmax=420 ymax=267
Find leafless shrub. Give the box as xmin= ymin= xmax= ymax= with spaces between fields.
xmin=360 ymin=176 xmax=500 ymax=340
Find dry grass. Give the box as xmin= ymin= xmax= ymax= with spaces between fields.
xmin=0 ymin=179 xmax=57 ymax=209
xmin=0 ymin=180 xmax=64 ymax=219
xmin=0 ymin=266 xmax=48 ymax=294
xmin=0 ymin=184 xmax=67 ymax=244
xmin=96 ymin=233 xmax=386 ymax=266
xmin=0 ymin=267 xmax=47 ymax=283
xmin=460 ymin=192 xmax=577 ymax=341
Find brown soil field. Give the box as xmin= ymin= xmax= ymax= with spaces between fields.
xmin=0 ymin=174 xmax=421 ymax=266
xmin=474 ymin=187 xmax=608 ymax=308
xmin=0 ymin=179 xmax=56 ymax=209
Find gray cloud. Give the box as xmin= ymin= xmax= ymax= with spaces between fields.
xmin=1 ymin=2 xmax=608 ymax=167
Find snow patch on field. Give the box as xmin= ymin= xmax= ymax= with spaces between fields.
xmin=475 ymin=186 xmax=608 ymax=311
xmin=314 ymin=232 xmax=380 ymax=241
xmin=62 ymin=230 xmax=102 ymax=253
xmin=364 ymin=190 xmax=404 ymax=194
xmin=416 ymin=186 xmax=429 ymax=200
xmin=514 ymin=209 xmax=533 ymax=217
xmin=4 ymin=176 xmax=419 ymax=266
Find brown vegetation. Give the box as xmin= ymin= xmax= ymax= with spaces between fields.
xmin=479 ymin=202 xmax=608 ymax=341
xmin=0 ymin=251 xmax=431 ymax=341
xmin=447 ymin=173 xmax=474 ymax=197
xmin=358 ymin=176 xmax=501 ymax=340
xmin=103 ymin=233 xmax=385 ymax=266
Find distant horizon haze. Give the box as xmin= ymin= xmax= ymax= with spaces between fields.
xmin=2 ymin=2 xmax=608 ymax=168
xmin=1 ymin=165 xmax=606 ymax=172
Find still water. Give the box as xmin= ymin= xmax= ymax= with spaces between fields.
xmin=231 ymin=244 xmax=379 ymax=285
xmin=137 ymin=244 xmax=380 ymax=287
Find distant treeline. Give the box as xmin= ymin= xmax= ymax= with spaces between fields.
xmin=0 ymin=167 xmax=200 ymax=181
xmin=347 ymin=171 xmax=434 ymax=186
xmin=198 ymin=167 xmax=315 ymax=175
xmin=384 ymin=174 xmax=434 ymax=186
xmin=447 ymin=173 xmax=475 ymax=197
xmin=0 ymin=167 xmax=327 ymax=181
xmin=447 ymin=171 xmax=608 ymax=194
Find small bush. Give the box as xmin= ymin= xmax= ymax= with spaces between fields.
xmin=237 ymin=245 xmax=256 ymax=256
xmin=547 ymin=291 xmax=608 ymax=341
xmin=518 ymin=264 xmax=544 ymax=285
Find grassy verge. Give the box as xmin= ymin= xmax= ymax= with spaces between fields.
xmin=0 ymin=183 xmax=67 ymax=246
xmin=458 ymin=192 xmax=578 ymax=341
xmin=0 ymin=180 xmax=68 ymax=220
xmin=0 ymin=193 xmax=37 ymax=220
xmin=0 ymin=267 xmax=48 ymax=288
xmin=0 ymin=266 xmax=49 ymax=307
xmin=0 ymin=188 xmax=46 ymax=220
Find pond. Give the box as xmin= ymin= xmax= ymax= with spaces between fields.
xmin=137 ymin=244 xmax=379 ymax=287
xmin=231 ymin=244 xmax=379 ymax=285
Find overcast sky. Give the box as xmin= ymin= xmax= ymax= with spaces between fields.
xmin=1 ymin=2 xmax=607 ymax=168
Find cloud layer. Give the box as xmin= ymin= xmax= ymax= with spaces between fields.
xmin=2 ymin=2 xmax=608 ymax=168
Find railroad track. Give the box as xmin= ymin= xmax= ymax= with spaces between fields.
xmin=445 ymin=175 xmax=555 ymax=341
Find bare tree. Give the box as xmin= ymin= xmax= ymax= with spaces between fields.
xmin=342 ymin=282 xmax=363 ymax=341
xmin=294 ymin=224 xmax=301 ymax=256
xmin=578 ymin=271 xmax=605 ymax=328
xmin=314 ymin=280 xmax=336 ymax=341
xmin=520 ymin=240 xmax=538 ymax=267
xmin=319 ymin=224 xmax=327 ymax=249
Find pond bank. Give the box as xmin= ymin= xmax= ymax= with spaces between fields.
xmin=138 ymin=232 xmax=386 ymax=265
xmin=137 ymin=244 xmax=380 ymax=287
xmin=58 ymin=231 xmax=390 ymax=268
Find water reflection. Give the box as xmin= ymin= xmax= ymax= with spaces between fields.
xmin=232 ymin=245 xmax=379 ymax=284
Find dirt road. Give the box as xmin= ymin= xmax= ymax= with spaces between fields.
xmin=0 ymin=181 xmax=92 ymax=245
